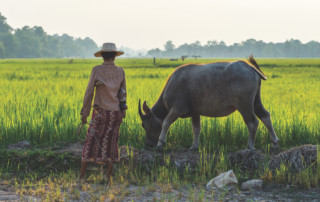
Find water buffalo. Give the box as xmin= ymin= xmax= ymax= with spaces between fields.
xmin=139 ymin=56 xmax=279 ymax=150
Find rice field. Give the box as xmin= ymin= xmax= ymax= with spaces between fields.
xmin=0 ymin=58 xmax=319 ymax=150
xmin=1 ymin=58 xmax=320 ymax=200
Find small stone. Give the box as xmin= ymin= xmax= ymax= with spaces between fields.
xmin=241 ymin=179 xmax=263 ymax=191
xmin=8 ymin=140 xmax=31 ymax=150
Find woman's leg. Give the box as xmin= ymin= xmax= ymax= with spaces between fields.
xmin=80 ymin=161 xmax=88 ymax=179
xmin=80 ymin=107 xmax=101 ymax=180
xmin=102 ymin=111 xmax=122 ymax=180
xmin=105 ymin=161 xmax=113 ymax=179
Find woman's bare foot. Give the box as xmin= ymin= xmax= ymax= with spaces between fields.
xmin=76 ymin=178 xmax=86 ymax=187
xmin=105 ymin=162 xmax=113 ymax=180
xmin=80 ymin=161 xmax=88 ymax=179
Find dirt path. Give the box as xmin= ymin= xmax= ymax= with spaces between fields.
xmin=3 ymin=142 xmax=320 ymax=201
xmin=111 ymin=184 xmax=320 ymax=201
xmin=74 ymin=184 xmax=320 ymax=201
xmin=0 ymin=189 xmax=20 ymax=201
xmin=1 ymin=181 xmax=320 ymax=201
xmin=0 ymin=182 xmax=39 ymax=202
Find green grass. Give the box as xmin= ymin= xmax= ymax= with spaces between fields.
xmin=1 ymin=57 xmax=320 ymax=199
xmin=0 ymin=58 xmax=319 ymax=151
xmin=2 ymin=145 xmax=319 ymax=201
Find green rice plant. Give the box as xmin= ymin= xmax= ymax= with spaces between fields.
xmin=275 ymin=163 xmax=287 ymax=184
xmin=0 ymin=58 xmax=319 ymax=151
xmin=1 ymin=58 xmax=320 ymax=196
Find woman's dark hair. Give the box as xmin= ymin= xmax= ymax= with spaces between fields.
xmin=101 ymin=52 xmax=117 ymax=60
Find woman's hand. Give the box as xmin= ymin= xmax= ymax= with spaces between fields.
xmin=81 ymin=116 xmax=88 ymax=124
xmin=121 ymin=111 xmax=126 ymax=119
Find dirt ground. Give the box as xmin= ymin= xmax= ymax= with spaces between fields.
xmin=1 ymin=142 xmax=320 ymax=201
xmin=1 ymin=182 xmax=320 ymax=201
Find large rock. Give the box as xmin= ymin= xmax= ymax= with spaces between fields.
xmin=228 ymin=145 xmax=320 ymax=173
xmin=228 ymin=149 xmax=265 ymax=172
xmin=8 ymin=142 xmax=318 ymax=175
xmin=119 ymin=147 xmax=201 ymax=172
xmin=269 ymin=144 xmax=319 ymax=172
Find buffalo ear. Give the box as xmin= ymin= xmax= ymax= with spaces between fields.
xmin=143 ymin=101 xmax=152 ymax=117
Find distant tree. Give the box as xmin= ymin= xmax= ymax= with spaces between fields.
xmin=147 ymin=48 xmax=161 ymax=57
xmin=0 ymin=42 xmax=5 ymax=58
xmin=59 ymin=34 xmax=78 ymax=57
xmin=262 ymin=45 xmax=277 ymax=57
xmin=219 ymin=41 xmax=226 ymax=46
xmin=0 ymin=13 xmax=98 ymax=58
xmin=206 ymin=40 xmax=218 ymax=47
xmin=14 ymin=26 xmax=42 ymax=58
xmin=216 ymin=41 xmax=227 ymax=57
xmin=191 ymin=41 xmax=201 ymax=47
xmin=175 ymin=43 xmax=189 ymax=56
xmin=0 ymin=33 xmax=17 ymax=58
xmin=242 ymin=39 xmax=257 ymax=56
xmin=284 ymin=39 xmax=302 ymax=57
xmin=306 ymin=41 xmax=320 ymax=58
xmin=76 ymin=37 xmax=98 ymax=57
xmin=34 ymin=26 xmax=46 ymax=37
xmin=189 ymin=41 xmax=202 ymax=55
xmin=164 ymin=40 xmax=175 ymax=51
xmin=0 ymin=13 xmax=15 ymax=58
xmin=0 ymin=12 xmax=12 ymax=34
xmin=147 ymin=39 xmax=320 ymax=58
xmin=33 ymin=26 xmax=51 ymax=57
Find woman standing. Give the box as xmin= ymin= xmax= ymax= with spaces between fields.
xmin=80 ymin=43 xmax=126 ymax=180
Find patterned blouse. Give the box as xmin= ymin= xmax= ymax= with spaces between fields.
xmin=81 ymin=61 xmax=126 ymax=117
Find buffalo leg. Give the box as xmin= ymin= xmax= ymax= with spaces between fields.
xmin=260 ymin=115 xmax=279 ymax=144
xmin=157 ymin=110 xmax=179 ymax=150
xmin=238 ymin=106 xmax=259 ymax=150
xmin=254 ymin=105 xmax=279 ymax=144
xmin=190 ymin=115 xmax=200 ymax=150
xmin=254 ymin=87 xmax=279 ymax=146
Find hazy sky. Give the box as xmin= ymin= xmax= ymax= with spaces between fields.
xmin=1 ymin=0 xmax=320 ymax=50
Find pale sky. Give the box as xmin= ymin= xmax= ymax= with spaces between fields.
xmin=1 ymin=0 xmax=320 ymax=50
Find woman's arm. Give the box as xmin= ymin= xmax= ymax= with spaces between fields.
xmin=81 ymin=68 xmax=96 ymax=118
xmin=120 ymin=68 xmax=127 ymax=118
xmin=121 ymin=69 xmax=126 ymax=94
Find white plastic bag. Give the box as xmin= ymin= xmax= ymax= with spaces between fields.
xmin=206 ymin=170 xmax=238 ymax=189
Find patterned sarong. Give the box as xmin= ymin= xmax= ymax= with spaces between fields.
xmin=82 ymin=106 xmax=122 ymax=163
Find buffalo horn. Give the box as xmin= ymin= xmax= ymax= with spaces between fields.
xmin=143 ymin=101 xmax=152 ymax=117
xmin=138 ymin=99 xmax=146 ymax=120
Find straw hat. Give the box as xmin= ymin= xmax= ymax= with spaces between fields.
xmin=94 ymin=43 xmax=124 ymax=57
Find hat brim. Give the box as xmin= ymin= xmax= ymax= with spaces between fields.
xmin=94 ymin=50 xmax=124 ymax=57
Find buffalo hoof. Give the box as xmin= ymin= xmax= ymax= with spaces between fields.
xmin=156 ymin=144 xmax=164 ymax=152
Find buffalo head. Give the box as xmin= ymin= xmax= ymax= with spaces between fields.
xmin=138 ymin=99 xmax=162 ymax=148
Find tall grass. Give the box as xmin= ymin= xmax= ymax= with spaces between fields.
xmin=0 ymin=58 xmax=319 ymax=150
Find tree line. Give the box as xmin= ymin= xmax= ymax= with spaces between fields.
xmin=2 ymin=12 xmax=320 ymax=59
xmin=148 ymin=39 xmax=320 ymax=58
xmin=0 ymin=13 xmax=98 ymax=58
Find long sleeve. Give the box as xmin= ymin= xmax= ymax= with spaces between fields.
xmin=121 ymin=68 xmax=127 ymax=94
xmin=81 ymin=68 xmax=96 ymax=117
xmin=120 ymin=68 xmax=127 ymax=117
